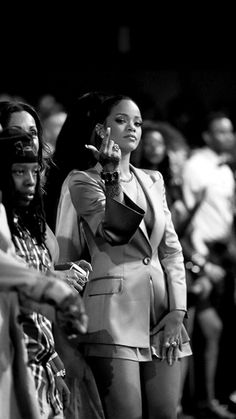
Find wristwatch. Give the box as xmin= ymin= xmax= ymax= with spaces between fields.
xmin=100 ymin=170 xmax=120 ymax=184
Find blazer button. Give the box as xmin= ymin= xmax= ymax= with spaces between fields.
xmin=143 ymin=257 xmax=151 ymax=265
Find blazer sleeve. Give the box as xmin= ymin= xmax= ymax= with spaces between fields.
xmin=158 ymin=175 xmax=187 ymax=311
xmin=69 ymin=170 xmax=145 ymax=246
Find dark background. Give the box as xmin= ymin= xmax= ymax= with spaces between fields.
xmin=1 ymin=9 xmax=236 ymax=147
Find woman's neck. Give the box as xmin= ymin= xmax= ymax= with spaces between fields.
xmin=119 ymin=154 xmax=131 ymax=178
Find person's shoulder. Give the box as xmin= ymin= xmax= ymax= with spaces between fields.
xmin=66 ymin=169 xmax=82 ymax=181
xmin=187 ymin=147 xmax=208 ymax=162
xmin=184 ymin=147 xmax=211 ymax=170
xmin=142 ymin=168 xmax=162 ymax=177
xmin=137 ymin=167 xmax=163 ymax=182
xmin=68 ymin=165 xmax=101 ymax=186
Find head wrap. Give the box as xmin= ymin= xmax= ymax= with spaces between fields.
xmin=0 ymin=127 xmax=38 ymax=165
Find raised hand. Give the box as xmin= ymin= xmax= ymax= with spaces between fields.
xmin=85 ymin=126 xmax=121 ymax=172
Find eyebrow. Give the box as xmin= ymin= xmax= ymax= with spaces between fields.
xmin=10 ymin=124 xmax=37 ymax=130
xmin=115 ymin=112 xmax=142 ymax=119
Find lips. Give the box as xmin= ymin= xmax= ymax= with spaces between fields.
xmin=20 ymin=191 xmax=35 ymax=201
xmin=124 ymin=135 xmax=136 ymax=140
xmin=24 ymin=193 xmax=34 ymax=200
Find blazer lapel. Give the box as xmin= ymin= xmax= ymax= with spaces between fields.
xmin=94 ymin=163 xmax=164 ymax=252
xmin=131 ymin=166 xmax=164 ymax=251
xmin=121 ymin=166 xmax=150 ymax=247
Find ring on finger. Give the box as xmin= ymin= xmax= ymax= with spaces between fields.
xmin=164 ymin=342 xmax=171 ymax=348
xmin=113 ymin=144 xmax=120 ymax=152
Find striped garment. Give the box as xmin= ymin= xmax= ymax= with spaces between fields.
xmin=12 ymin=220 xmax=65 ymax=416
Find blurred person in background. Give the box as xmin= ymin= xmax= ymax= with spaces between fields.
xmin=131 ymin=119 xmax=190 ymax=233
xmin=37 ymin=94 xmax=65 ymax=122
xmin=181 ymin=110 xmax=236 ymax=419
xmin=42 ymin=111 xmax=67 ymax=156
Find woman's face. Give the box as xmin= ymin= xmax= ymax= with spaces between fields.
xmin=207 ymin=117 xmax=235 ymax=153
xmin=11 ymin=162 xmax=39 ymax=207
xmin=142 ymin=131 xmax=166 ymax=165
xmin=7 ymin=111 xmax=39 ymax=152
xmin=104 ymin=99 xmax=143 ymax=154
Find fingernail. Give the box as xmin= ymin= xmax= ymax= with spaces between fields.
xmin=85 ymin=144 xmax=88 ymax=148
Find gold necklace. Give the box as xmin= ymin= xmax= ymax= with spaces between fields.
xmin=120 ymin=172 xmax=134 ymax=183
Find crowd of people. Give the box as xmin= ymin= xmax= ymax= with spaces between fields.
xmin=1 ymin=90 xmax=236 ymax=419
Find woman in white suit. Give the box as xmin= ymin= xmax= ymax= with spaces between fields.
xmin=64 ymin=95 xmax=192 ymax=419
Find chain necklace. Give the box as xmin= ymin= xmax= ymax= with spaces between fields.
xmin=120 ymin=172 xmax=134 ymax=183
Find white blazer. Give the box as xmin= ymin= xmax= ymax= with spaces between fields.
xmin=65 ymin=164 xmax=187 ymax=348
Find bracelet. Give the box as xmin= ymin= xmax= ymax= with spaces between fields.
xmin=106 ymin=182 xmax=122 ymax=198
xmin=100 ymin=170 xmax=120 ymax=184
